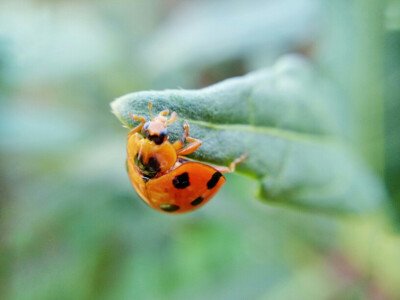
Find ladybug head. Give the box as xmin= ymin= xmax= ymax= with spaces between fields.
xmin=141 ymin=103 xmax=178 ymax=145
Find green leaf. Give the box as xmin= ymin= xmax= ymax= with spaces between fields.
xmin=111 ymin=55 xmax=386 ymax=213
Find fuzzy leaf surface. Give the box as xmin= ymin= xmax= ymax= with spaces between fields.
xmin=111 ymin=56 xmax=385 ymax=213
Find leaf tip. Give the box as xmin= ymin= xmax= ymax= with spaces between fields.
xmin=110 ymin=94 xmax=134 ymax=128
xmin=110 ymin=94 xmax=126 ymax=116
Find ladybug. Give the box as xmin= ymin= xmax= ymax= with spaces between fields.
xmin=126 ymin=103 xmax=246 ymax=214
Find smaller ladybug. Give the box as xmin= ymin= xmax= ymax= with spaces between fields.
xmin=126 ymin=103 xmax=246 ymax=214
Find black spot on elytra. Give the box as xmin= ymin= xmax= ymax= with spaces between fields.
xmin=159 ymin=203 xmax=180 ymax=212
xmin=191 ymin=197 xmax=204 ymax=206
xmin=172 ymin=172 xmax=190 ymax=189
xmin=207 ymin=172 xmax=223 ymax=189
xmin=134 ymin=154 xmax=160 ymax=178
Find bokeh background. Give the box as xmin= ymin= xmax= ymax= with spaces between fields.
xmin=1 ymin=0 xmax=400 ymax=299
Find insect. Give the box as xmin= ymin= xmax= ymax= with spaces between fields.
xmin=126 ymin=103 xmax=246 ymax=214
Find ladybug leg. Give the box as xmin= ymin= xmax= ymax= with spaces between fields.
xmin=168 ymin=112 xmax=178 ymax=124
xmin=127 ymin=113 xmax=146 ymax=137
xmin=212 ymin=153 xmax=247 ymax=174
xmin=158 ymin=109 xmax=169 ymax=116
xmin=157 ymin=110 xmax=178 ymax=124
xmin=173 ymin=120 xmax=202 ymax=155
xmin=182 ymin=119 xmax=190 ymax=138
xmin=177 ymin=137 xmax=202 ymax=155
xmin=172 ymin=120 xmax=189 ymax=151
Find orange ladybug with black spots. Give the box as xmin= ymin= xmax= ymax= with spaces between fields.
xmin=126 ymin=103 xmax=246 ymax=214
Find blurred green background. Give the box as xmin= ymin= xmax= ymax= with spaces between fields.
xmin=1 ymin=0 xmax=400 ymax=299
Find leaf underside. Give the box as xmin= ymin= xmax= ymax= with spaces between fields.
xmin=111 ymin=55 xmax=385 ymax=213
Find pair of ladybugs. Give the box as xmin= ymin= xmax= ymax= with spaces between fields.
xmin=126 ymin=103 xmax=246 ymax=214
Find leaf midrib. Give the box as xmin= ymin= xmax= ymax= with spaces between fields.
xmin=187 ymin=119 xmax=341 ymax=146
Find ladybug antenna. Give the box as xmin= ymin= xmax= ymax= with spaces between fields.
xmin=148 ymin=102 xmax=154 ymax=121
